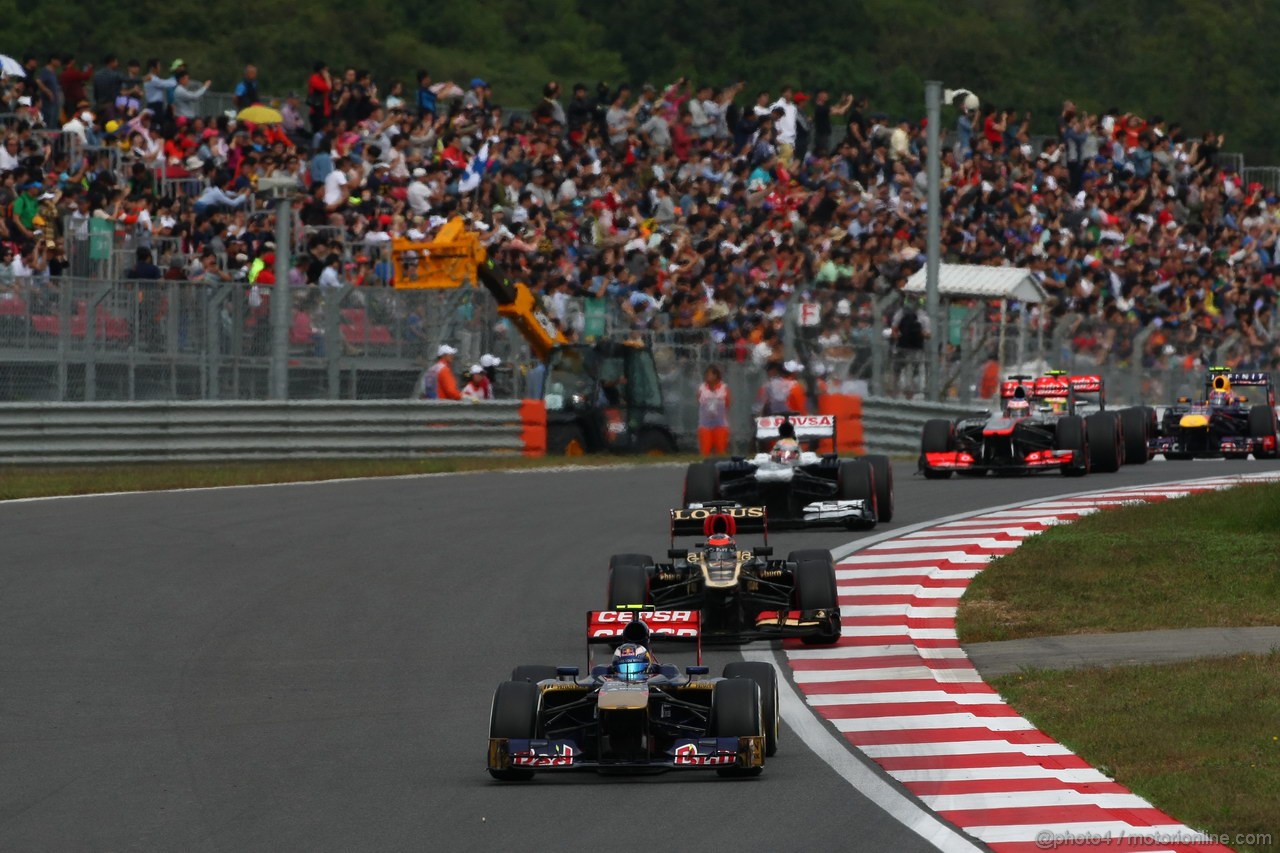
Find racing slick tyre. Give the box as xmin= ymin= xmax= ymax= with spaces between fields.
xmin=837 ymin=459 xmax=877 ymax=526
xmin=1085 ymin=412 xmax=1122 ymax=473
xmin=710 ymin=677 xmax=764 ymax=777
xmin=790 ymin=550 xmax=841 ymax=646
xmin=723 ymin=661 xmax=780 ymax=757
xmin=607 ymin=562 xmax=651 ymax=609
xmin=920 ymin=418 xmax=955 ymax=479
xmin=1055 ymin=415 xmax=1089 ymax=477
xmin=863 ymin=454 xmax=895 ymax=522
xmin=1249 ymin=405 xmax=1279 ymax=458
xmin=510 ymin=665 xmax=560 ymax=683
xmin=488 ymin=680 xmax=541 ymax=781
xmin=684 ymin=462 xmax=721 ymax=504
xmin=1119 ymin=407 xmax=1150 ymax=465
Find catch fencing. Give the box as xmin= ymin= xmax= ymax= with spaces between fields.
xmin=0 ymin=400 xmax=545 ymax=464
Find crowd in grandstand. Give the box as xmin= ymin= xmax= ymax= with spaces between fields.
xmin=2 ymin=50 xmax=1280 ymax=393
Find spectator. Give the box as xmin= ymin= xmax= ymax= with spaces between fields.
xmin=36 ymin=55 xmax=63 ymax=127
xmin=172 ymin=69 xmax=211 ymax=120
xmin=460 ymin=364 xmax=493 ymax=400
xmin=59 ymin=55 xmax=93 ymax=110
xmin=91 ymin=54 xmax=122 ymax=116
xmin=234 ymin=64 xmax=259 ymax=109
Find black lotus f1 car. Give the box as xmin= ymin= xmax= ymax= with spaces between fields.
xmin=486 ymin=610 xmax=777 ymax=780
xmin=1150 ymin=369 xmax=1279 ymax=460
xmin=606 ymin=503 xmax=841 ymax=644
xmin=684 ymin=415 xmax=893 ymax=528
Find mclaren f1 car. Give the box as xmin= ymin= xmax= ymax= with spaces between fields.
xmin=606 ymin=502 xmax=841 ymax=645
xmin=486 ymin=609 xmax=778 ymax=780
xmin=683 ymin=414 xmax=893 ymax=528
xmin=919 ymin=372 xmax=1155 ymax=478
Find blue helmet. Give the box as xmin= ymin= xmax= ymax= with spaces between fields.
xmin=611 ymin=643 xmax=651 ymax=682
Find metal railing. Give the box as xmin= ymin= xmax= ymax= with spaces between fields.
xmin=0 ymin=399 xmax=536 ymax=463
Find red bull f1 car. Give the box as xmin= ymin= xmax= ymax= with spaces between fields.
xmin=684 ymin=414 xmax=893 ymax=528
xmin=919 ymin=372 xmax=1155 ymax=478
xmin=1150 ymin=369 xmax=1279 ymax=460
xmin=486 ymin=609 xmax=777 ymax=780
xmin=606 ymin=502 xmax=841 ymax=645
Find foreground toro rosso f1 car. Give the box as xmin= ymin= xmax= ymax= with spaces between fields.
xmin=1150 ymin=369 xmax=1279 ymax=460
xmin=606 ymin=502 xmax=841 ymax=644
xmin=684 ymin=414 xmax=893 ymax=528
xmin=486 ymin=609 xmax=777 ymax=780
xmin=919 ymin=372 xmax=1155 ymax=478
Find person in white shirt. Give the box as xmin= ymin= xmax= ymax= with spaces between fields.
xmin=323 ymin=159 xmax=350 ymax=209
xmin=172 ymin=69 xmax=212 ymax=120
xmin=317 ymin=254 xmax=344 ymax=288
xmin=407 ymin=167 xmax=432 ymax=215
xmin=0 ymin=135 xmax=20 ymax=172
xmin=769 ymin=87 xmax=798 ymax=165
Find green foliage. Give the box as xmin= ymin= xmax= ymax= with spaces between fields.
xmin=4 ymin=0 xmax=1278 ymax=159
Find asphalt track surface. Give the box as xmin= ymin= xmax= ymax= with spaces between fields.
xmin=3 ymin=458 xmax=1276 ymax=853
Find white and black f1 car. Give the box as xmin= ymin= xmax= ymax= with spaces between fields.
xmin=486 ymin=609 xmax=777 ymax=780
xmin=606 ymin=503 xmax=841 ymax=644
xmin=684 ymin=415 xmax=893 ymax=528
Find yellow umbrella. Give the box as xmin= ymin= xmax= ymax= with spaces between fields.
xmin=236 ymin=105 xmax=284 ymax=124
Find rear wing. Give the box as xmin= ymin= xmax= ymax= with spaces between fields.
xmin=1030 ymin=373 xmax=1104 ymax=398
xmin=670 ymin=503 xmax=768 ymax=541
xmin=586 ymin=608 xmax=701 ymax=666
xmin=1220 ymin=371 xmax=1272 ymax=387
xmin=754 ymin=414 xmax=836 ymax=443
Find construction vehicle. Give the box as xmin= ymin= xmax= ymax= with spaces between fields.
xmin=392 ymin=219 xmax=678 ymax=455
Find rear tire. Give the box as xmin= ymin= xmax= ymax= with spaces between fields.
xmin=920 ymin=418 xmax=955 ymax=479
xmin=837 ymin=459 xmax=877 ymax=524
xmin=637 ymin=429 xmax=676 ymax=455
xmin=1249 ymin=405 xmax=1278 ymax=458
xmin=1086 ymin=412 xmax=1122 ymax=473
xmin=1119 ymin=407 xmax=1150 ymax=465
xmin=488 ymin=681 xmax=541 ymax=781
xmin=710 ymin=678 xmax=764 ymax=778
xmin=863 ymin=454 xmax=894 ymax=522
xmin=1056 ymin=415 xmax=1089 ymax=476
xmin=684 ymin=462 xmax=720 ymax=504
xmin=548 ymin=424 xmax=588 ymax=456
xmin=791 ymin=550 xmax=840 ymax=645
xmin=723 ymin=661 xmax=780 ymax=757
xmin=607 ymin=562 xmax=651 ymax=609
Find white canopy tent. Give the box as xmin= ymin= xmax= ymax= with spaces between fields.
xmin=903 ymin=264 xmax=1049 ymax=386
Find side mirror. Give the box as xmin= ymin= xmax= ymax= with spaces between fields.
xmin=667 ymin=548 xmax=687 ymax=560
xmin=556 ymin=666 xmax=579 ymax=680
xmin=686 ymin=666 xmax=709 ymax=676
xmin=755 ymin=546 xmax=773 ymax=557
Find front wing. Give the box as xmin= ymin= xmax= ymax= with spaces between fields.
xmin=922 ymin=449 xmax=1077 ymax=474
xmin=718 ymin=471 xmax=875 ymax=526
xmin=1149 ymin=433 xmax=1277 ymax=458
xmin=487 ymin=735 xmax=765 ymax=773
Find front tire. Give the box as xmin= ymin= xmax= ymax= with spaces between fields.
xmin=488 ymin=680 xmax=541 ymax=781
xmin=1119 ymin=407 xmax=1150 ymax=465
xmin=920 ymin=418 xmax=955 ymax=479
xmin=723 ymin=661 xmax=780 ymax=757
xmin=791 ymin=549 xmax=840 ymax=645
xmin=837 ymin=459 xmax=877 ymax=525
xmin=1056 ymin=415 xmax=1089 ymax=476
xmin=710 ymin=677 xmax=764 ymax=778
xmin=1086 ymin=412 xmax=1122 ymax=473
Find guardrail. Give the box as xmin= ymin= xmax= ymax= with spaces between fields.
xmin=0 ymin=400 xmax=546 ymax=464
xmin=861 ymin=397 xmax=983 ymax=456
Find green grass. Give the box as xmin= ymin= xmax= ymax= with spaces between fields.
xmin=0 ymin=455 xmax=697 ymax=502
xmin=957 ymin=483 xmax=1280 ymax=644
xmin=993 ymin=655 xmax=1280 ymax=853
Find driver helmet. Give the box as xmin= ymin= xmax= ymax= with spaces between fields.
xmin=1005 ymin=398 xmax=1030 ymax=417
xmin=1208 ymin=390 xmax=1232 ymax=406
xmin=1044 ymin=397 xmax=1068 ymax=415
xmin=770 ymin=437 xmax=801 ymax=464
xmin=705 ymin=532 xmax=736 ymax=563
xmin=611 ymin=643 xmax=652 ymax=682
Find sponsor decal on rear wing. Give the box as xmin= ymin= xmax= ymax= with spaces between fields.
xmin=670 ymin=504 xmax=768 ymax=538
xmin=754 ymin=414 xmax=835 ymax=440
xmin=587 ymin=609 xmax=701 ymax=640
xmin=1225 ymin=371 xmax=1272 ymax=386
xmin=1032 ymin=374 xmax=1103 ymax=397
